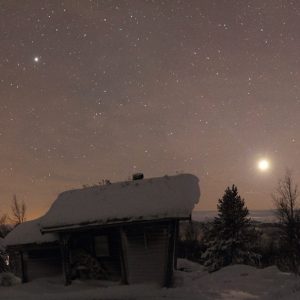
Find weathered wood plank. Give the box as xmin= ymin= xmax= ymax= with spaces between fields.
xmin=164 ymin=221 xmax=176 ymax=287
xmin=20 ymin=251 xmax=28 ymax=283
xmin=174 ymin=220 xmax=179 ymax=270
xmin=60 ymin=234 xmax=71 ymax=286
xmin=119 ymin=227 xmax=128 ymax=284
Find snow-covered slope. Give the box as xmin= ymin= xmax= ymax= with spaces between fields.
xmin=41 ymin=174 xmax=200 ymax=231
xmin=0 ymin=260 xmax=299 ymax=299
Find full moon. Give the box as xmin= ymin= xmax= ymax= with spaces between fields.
xmin=257 ymin=159 xmax=270 ymax=171
xmin=34 ymin=56 xmax=39 ymax=62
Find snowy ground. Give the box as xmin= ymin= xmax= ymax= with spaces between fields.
xmin=1 ymin=259 xmax=300 ymax=300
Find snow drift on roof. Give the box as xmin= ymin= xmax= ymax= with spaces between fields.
xmin=41 ymin=174 xmax=200 ymax=231
xmin=4 ymin=218 xmax=58 ymax=247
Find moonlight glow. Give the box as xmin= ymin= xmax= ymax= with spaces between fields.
xmin=257 ymin=159 xmax=270 ymax=172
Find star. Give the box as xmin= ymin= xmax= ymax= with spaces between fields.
xmin=0 ymin=0 xmax=299 ymax=218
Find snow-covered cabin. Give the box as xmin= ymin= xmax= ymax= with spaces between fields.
xmin=5 ymin=173 xmax=200 ymax=286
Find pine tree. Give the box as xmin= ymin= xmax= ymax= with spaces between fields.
xmin=202 ymin=185 xmax=260 ymax=272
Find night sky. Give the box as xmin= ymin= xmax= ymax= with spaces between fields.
xmin=1 ymin=0 xmax=300 ymax=219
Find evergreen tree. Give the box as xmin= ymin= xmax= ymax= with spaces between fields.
xmin=202 ymin=185 xmax=260 ymax=272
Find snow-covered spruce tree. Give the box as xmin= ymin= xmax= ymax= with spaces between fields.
xmin=202 ymin=185 xmax=260 ymax=272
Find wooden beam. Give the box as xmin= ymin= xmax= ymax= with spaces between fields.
xmin=119 ymin=228 xmax=128 ymax=284
xmin=41 ymin=217 xmax=190 ymax=234
xmin=164 ymin=221 xmax=176 ymax=287
xmin=174 ymin=220 xmax=179 ymax=270
xmin=60 ymin=234 xmax=71 ymax=286
xmin=7 ymin=242 xmax=59 ymax=253
xmin=20 ymin=251 xmax=28 ymax=283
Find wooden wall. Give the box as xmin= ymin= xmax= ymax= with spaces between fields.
xmin=25 ymin=247 xmax=62 ymax=280
xmin=7 ymin=245 xmax=62 ymax=283
xmin=124 ymin=223 xmax=171 ymax=285
xmin=9 ymin=220 xmax=178 ymax=287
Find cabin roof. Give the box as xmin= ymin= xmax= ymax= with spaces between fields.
xmin=40 ymin=173 xmax=200 ymax=232
xmin=4 ymin=218 xmax=58 ymax=247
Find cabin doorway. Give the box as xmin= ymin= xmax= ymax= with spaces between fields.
xmin=69 ymin=228 xmax=122 ymax=282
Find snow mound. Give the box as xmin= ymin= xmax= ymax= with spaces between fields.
xmin=41 ymin=174 xmax=200 ymax=231
xmin=0 ymin=272 xmax=21 ymax=286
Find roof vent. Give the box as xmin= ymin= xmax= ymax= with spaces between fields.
xmin=132 ymin=173 xmax=144 ymax=180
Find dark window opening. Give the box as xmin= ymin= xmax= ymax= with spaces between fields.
xmin=94 ymin=235 xmax=110 ymax=257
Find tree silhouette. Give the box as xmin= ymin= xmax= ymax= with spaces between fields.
xmin=272 ymin=170 xmax=300 ymax=274
xmin=202 ymin=185 xmax=259 ymax=271
xmin=10 ymin=195 xmax=26 ymax=226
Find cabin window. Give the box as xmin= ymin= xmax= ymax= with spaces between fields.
xmin=94 ymin=235 xmax=110 ymax=257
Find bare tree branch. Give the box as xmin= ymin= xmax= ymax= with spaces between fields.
xmin=272 ymin=169 xmax=300 ymax=274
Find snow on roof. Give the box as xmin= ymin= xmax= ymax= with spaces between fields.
xmin=4 ymin=218 xmax=58 ymax=247
xmin=41 ymin=174 xmax=200 ymax=232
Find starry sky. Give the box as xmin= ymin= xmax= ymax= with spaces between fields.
xmin=1 ymin=0 xmax=300 ymax=219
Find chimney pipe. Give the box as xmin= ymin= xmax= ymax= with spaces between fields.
xmin=132 ymin=173 xmax=144 ymax=180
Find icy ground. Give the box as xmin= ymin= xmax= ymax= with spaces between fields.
xmin=1 ymin=259 xmax=300 ymax=300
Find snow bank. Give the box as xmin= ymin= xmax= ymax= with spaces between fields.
xmin=1 ymin=261 xmax=300 ymax=299
xmin=41 ymin=174 xmax=200 ymax=231
xmin=0 ymin=272 xmax=21 ymax=286
xmin=4 ymin=219 xmax=58 ymax=247
xmin=174 ymin=260 xmax=300 ymax=300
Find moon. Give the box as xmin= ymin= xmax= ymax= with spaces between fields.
xmin=257 ymin=159 xmax=270 ymax=172
xmin=33 ymin=56 xmax=40 ymax=63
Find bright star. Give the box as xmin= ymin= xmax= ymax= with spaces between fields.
xmin=34 ymin=56 xmax=39 ymax=63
